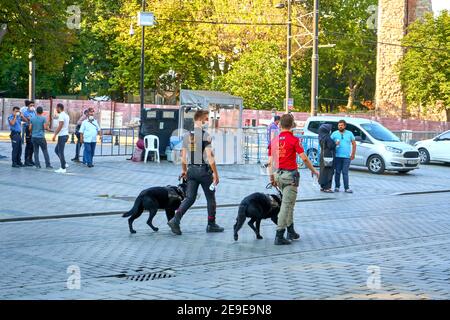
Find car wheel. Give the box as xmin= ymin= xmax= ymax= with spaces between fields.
xmin=367 ymin=155 xmax=385 ymax=174
xmin=307 ymin=148 xmax=319 ymax=166
xmin=418 ymin=148 xmax=430 ymax=164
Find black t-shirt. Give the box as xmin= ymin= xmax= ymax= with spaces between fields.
xmin=182 ymin=128 xmax=212 ymax=165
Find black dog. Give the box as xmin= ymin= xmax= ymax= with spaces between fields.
xmin=122 ymin=179 xmax=187 ymax=234
xmin=233 ymin=188 xmax=282 ymax=241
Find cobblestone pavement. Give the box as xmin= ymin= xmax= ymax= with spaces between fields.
xmin=1 ymin=141 xmax=450 ymax=300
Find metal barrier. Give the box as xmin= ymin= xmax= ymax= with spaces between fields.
xmin=392 ymin=130 xmax=440 ymax=145
xmin=242 ymin=127 xmax=320 ymax=167
xmin=96 ymin=128 xmax=137 ymax=156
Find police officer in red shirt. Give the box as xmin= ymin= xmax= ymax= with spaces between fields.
xmin=268 ymin=114 xmax=319 ymax=245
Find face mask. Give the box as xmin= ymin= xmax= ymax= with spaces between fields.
xmin=30 ymin=107 xmax=35 ymax=112
xmin=202 ymin=123 xmax=209 ymax=129
xmin=88 ymin=116 xmax=94 ymax=121
xmin=16 ymin=112 xmax=20 ymax=116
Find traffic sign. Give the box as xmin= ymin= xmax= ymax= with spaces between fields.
xmin=287 ymin=98 xmax=294 ymax=110
xmin=138 ymin=12 xmax=155 ymax=26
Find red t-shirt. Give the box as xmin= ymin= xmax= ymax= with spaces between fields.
xmin=268 ymin=131 xmax=304 ymax=170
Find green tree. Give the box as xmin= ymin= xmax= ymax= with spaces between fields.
xmin=319 ymin=0 xmax=377 ymax=110
xmin=212 ymin=41 xmax=287 ymax=110
xmin=0 ymin=0 xmax=76 ymax=97
xmin=399 ymin=11 xmax=450 ymax=121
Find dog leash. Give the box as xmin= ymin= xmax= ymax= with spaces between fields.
xmin=265 ymin=183 xmax=282 ymax=198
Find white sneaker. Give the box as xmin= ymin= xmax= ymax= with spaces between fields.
xmin=55 ymin=168 xmax=67 ymax=174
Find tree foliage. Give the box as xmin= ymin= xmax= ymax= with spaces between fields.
xmin=212 ymin=41 xmax=286 ymax=110
xmin=398 ymin=11 xmax=450 ymax=120
xmin=0 ymin=0 xmax=379 ymax=111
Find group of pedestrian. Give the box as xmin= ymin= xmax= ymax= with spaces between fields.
xmin=318 ymin=120 xmax=356 ymax=193
xmin=8 ymin=100 xmax=101 ymax=172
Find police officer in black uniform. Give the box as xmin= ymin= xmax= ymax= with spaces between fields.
xmin=167 ymin=110 xmax=224 ymax=235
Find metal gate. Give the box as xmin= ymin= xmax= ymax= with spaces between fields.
xmin=95 ymin=128 xmax=137 ymax=156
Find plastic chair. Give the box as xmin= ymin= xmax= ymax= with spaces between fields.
xmin=144 ymin=135 xmax=160 ymax=163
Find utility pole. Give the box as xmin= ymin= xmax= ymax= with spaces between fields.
xmin=28 ymin=46 xmax=35 ymax=100
xmin=140 ymin=0 xmax=146 ymax=115
xmin=310 ymin=0 xmax=319 ymax=116
xmin=285 ymin=0 xmax=292 ymax=114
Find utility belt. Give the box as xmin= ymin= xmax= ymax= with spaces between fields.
xmin=275 ymin=168 xmax=300 ymax=187
xmin=188 ymin=163 xmax=212 ymax=175
xmin=188 ymin=163 xmax=209 ymax=168
xmin=10 ymin=131 xmax=21 ymax=136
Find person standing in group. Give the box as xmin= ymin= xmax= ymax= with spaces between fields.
xmin=268 ymin=114 xmax=319 ymax=245
xmin=167 ymin=110 xmax=224 ymax=235
xmin=52 ymin=103 xmax=70 ymax=174
xmin=79 ymin=108 xmax=100 ymax=168
xmin=267 ymin=115 xmax=280 ymax=147
xmin=318 ymin=123 xmax=336 ymax=193
xmin=22 ymin=100 xmax=36 ymax=166
xmin=261 ymin=115 xmax=281 ymax=170
xmin=72 ymin=109 xmax=89 ymax=163
xmin=29 ymin=106 xmax=52 ymax=169
xmin=8 ymin=107 xmax=23 ymax=168
xmin=331 ymin=120 xmax=356 ymax=193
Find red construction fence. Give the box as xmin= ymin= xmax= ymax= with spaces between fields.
xmin=1 ymin=98 xmax=449 ymax=133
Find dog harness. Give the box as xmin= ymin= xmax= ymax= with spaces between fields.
xmin=266 ymin=194 xmax=280 ymax=211
xmin=167 ymin=187 xmax=183 ymax=207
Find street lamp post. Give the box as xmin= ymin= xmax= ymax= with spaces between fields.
xmin=276 ymin=1 xmax=293 ymax=114
xmin=277 ymin=0 xmax=321 ymax=116
xmin=140 ymin=0 xmax=146 ymax=117
xmin=285 ymin=0 xmax=292 ymax=114
xmin=311 ymin=0 xmax=319 ymax=116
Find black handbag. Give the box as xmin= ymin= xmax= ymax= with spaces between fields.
xmin=323 ymin=156 xmax=334 ymax=167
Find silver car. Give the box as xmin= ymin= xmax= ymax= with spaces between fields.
xmin=302 ymin=116 xmax=420 ymax=174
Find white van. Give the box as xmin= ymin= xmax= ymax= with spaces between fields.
xmin=302 ymin=116 xmax=420 ymax=174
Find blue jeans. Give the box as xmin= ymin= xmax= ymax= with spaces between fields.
xmin=334 ymin=157 xmax=351 ymax=190
xmin=83 ymin=142 xmax=96 ymax=165
xmin=54 ymin=135 xmax=68 ymax=169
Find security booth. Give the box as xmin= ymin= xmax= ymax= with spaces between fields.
xmin=177 ymin=90 xmax=244 ymax=164
xmin=140 ymin=107 xmax=180 ymax=159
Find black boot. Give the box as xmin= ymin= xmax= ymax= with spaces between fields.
xmin=274 ymin=229 xmax=291 ymax=245
xmin=206 ymin=221 xmax=224 ymax=233
xmin=167 ymin=212 xmax=182 ymax=235
xmin=287 ymin=224 xmax=300 ymax=240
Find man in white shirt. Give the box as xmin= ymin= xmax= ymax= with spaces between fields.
xmin=79 ymin=108 xmax=100 ymax=168
xmin=52 ymin=103 xmax=70 ymax=173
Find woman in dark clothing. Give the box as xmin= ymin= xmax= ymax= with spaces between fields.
xmin=318 ymin=124 xmax=336 ymax=192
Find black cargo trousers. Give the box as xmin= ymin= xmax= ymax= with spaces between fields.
xmin=176 ymin=164 xmax=217 ymax=223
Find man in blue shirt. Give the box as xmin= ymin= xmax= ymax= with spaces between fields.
xmin=79 ymin=108 xmax=100 ymax=167
xmin=29 ymin=106 xmax=52 ymax=169
xmin=330 ymin=120 xmax=356 ymax=193
xmin=8 ymin=107 xmax=23 ymax=167
xmin=22 ymin=100 xmax=36 ymax=166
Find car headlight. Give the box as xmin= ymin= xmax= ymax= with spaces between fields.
xmin=385 ymin=146 xmax=402 ymax=154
